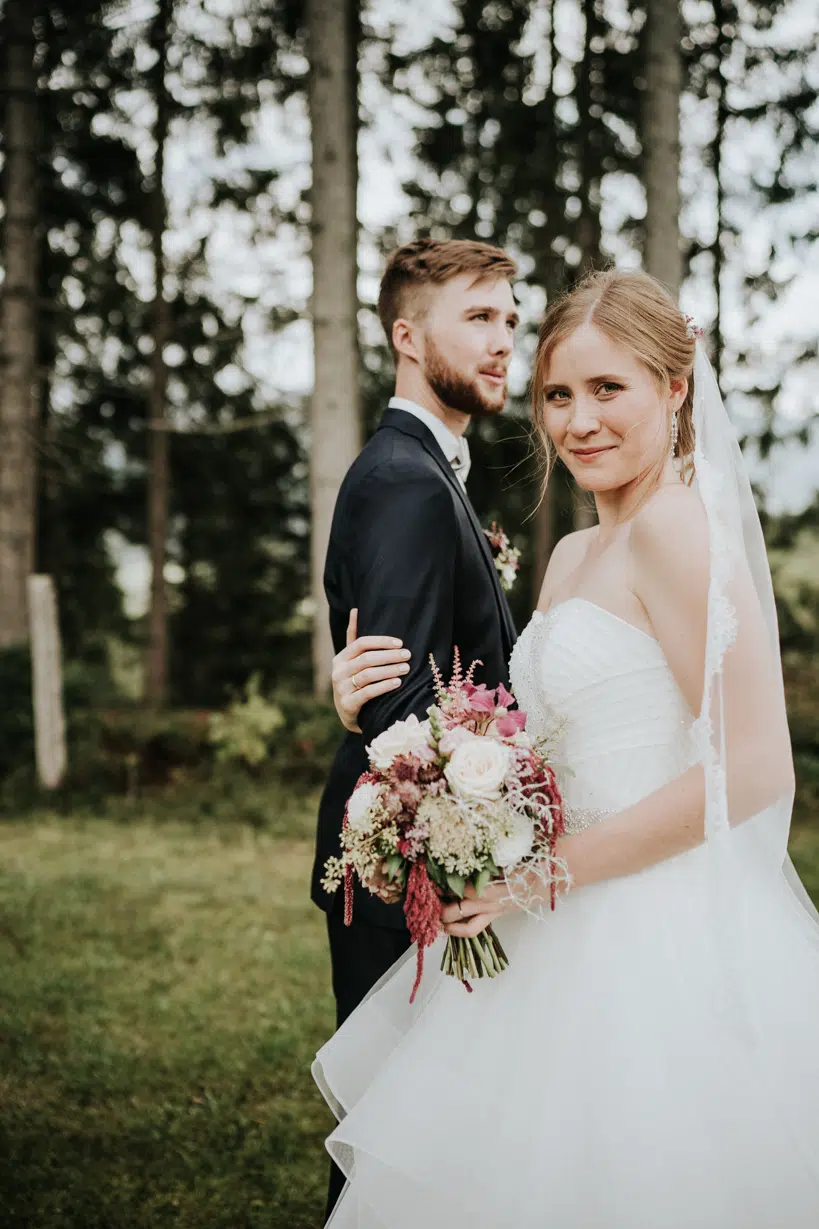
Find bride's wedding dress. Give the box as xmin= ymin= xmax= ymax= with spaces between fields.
xmin=314 ymin=597 xmax=819 ymax=1228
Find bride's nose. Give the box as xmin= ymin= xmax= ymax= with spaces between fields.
xmin=568 ymin=396 xmax=601 ymax=439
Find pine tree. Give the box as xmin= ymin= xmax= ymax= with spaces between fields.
xmin=306 ymin=0 xmax=361 ymax=698
xmin=643 ymin=0 xmax=683 ymax=293
xmin=0 ymin=2 xmax=41 ymax=647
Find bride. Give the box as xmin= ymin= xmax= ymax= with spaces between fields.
xmin=313 ymin=270 xmax=819 ymax=1228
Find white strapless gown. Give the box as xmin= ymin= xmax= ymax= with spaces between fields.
xmin=313 ymin=599 xmax=819 ymax=1228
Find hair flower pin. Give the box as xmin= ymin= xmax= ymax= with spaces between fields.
xmin=484 ymin=522 xmax=520 ymax=593
xmin=684 ymin=314 xmax=704 ymax=340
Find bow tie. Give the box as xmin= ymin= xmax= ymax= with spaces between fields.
xmin=450 ymin=438 xmax=471 ymax=486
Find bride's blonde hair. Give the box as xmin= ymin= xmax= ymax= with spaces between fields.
xmin=531 ymin=269 xmax=697 ymax=487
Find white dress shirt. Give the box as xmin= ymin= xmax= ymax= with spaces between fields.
xmin=388 ymin=396 xmax=471 ymax=487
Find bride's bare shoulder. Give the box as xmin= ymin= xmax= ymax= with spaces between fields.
xmin=536 ymin=526 xmax=596 ymax=609
xmin=630 ymin=483 xmax=710 ymax=588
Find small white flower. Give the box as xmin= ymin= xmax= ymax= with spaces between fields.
xmin=418 ymin=794 xmax=479 ymax=875
xmin=367 ymin=714 xmax=433 ymax=770
xmin=445 ymin=736 xmax=511 ymax=801
xmin=492 ymin=812 xmax=535 ymax=868
xmin=346 ymin=781 xmax=382 ymax=832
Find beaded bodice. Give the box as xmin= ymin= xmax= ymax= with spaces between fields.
xmin=509 ymin=599 xmax=698 ymax=831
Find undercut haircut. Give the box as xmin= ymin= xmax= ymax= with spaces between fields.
xmin=377 ymin=238 xmax=517 ymax=360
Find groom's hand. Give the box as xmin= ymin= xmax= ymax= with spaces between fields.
xmin=331 ymin=609 xmax=412 ymax=734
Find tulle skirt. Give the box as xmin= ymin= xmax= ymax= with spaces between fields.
xmin=313 ymin=843 xmax=819 ymax=1228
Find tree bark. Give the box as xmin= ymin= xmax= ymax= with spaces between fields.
xmin=643 ymin=0 xmax=683 ymax=295
xmin=711 ymin=1 xmax=733 ymax=385
xmin=307 ymin=0 xmax=361 ymax=699
xmin=0 ymin=3 xmax=40 ymax=647
xmin=145 ymin=0 xmax=172 ymax=705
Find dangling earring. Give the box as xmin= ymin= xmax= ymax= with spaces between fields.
xmin=670 ymin=410 xmax=679 ymax=457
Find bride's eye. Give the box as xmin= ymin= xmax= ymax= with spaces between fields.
xmin=597 ymin=381 xmax=622 ymax=396
xmin=546 ymin=389 xmax=571 ymax=404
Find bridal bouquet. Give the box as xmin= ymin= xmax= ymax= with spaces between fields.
xmin=322 ymin=652 xmax=566 ymax=1002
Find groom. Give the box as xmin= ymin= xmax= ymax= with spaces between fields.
xmin=310 ymin=236 xmax=519 ymax=1214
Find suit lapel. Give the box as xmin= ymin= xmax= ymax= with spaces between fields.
xmin=379 ymin=409 xmax=517 ymax=650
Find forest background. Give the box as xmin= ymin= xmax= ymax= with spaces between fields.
xmin=0 ymin=1 xmax=818 ymax=1226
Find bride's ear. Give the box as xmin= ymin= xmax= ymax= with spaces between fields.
xmin=669 ymin=376 xmax=688 ymax=412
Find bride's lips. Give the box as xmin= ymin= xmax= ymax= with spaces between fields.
xmin=571 ymin=445 xmax=615 ymax=463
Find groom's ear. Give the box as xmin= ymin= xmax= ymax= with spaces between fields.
xmin=392 ymin=317 xmax=422 ymax=365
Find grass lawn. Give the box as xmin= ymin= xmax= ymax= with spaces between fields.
xmin=1 ymin=795 xmax=818 ymax=1228
xmin=0 ymin=793 xmax=335 ymax=1229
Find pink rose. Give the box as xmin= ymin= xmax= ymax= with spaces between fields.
xmin=438 ymin=725 xmax=475 ymax=756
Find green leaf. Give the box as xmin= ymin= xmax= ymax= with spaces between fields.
xmin=473 ymin=868 xmax=491 ymax=897
xmin=446 ymin=872 xmax=466 ymax=897
xmin=426 ymin=858 xmax=446 ymax=890
xmin=384 ymin=853 xmax=403 ymax=882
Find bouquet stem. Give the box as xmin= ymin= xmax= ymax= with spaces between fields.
xmin=441 ymin=924 xmax=509 ymax=986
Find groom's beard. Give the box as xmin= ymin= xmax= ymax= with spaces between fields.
xmin=424 ymin=340 xmax=507 ymax=419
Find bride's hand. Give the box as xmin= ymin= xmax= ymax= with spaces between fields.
xmin=440 ymin=880 xmax=518 ymax=938
xmin=331 ymin=609 xmax=412 ymax=734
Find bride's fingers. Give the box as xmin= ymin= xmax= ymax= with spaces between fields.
xmin=345 ymin=608 xmax=359 ymax=647
xmin=334 ymin=650 xmax=411 ymax=688
xmin=340 ymin=675 xmax=403 ymax=717
xmin=440 ymin=897 xmax=501 ymax=925
xmin=463 ymin=880 xmax=507 ymax=904
xmin=443 ymin=914 xmax=497 ymax=939
xmin=335 ymin=635 xmax=404 ymax=665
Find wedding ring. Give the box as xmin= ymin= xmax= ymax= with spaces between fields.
xmin=457 ymin=900 xmax=464 ymax=917
xmin=351 ymin=672 xmax=360 ymax=690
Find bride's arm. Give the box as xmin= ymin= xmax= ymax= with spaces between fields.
xmin=443 ymin=486 xmax=794 ymax=935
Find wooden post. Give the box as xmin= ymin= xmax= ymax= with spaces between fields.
xmin=27 ymin=575 xmax=66 ymax=789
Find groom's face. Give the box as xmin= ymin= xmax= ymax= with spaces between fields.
xmin=416 ymin=275 xmax=518 ymax=418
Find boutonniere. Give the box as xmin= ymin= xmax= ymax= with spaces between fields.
xmin=484 ymin=522 xmax=521 ymax=593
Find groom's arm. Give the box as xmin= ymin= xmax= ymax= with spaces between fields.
xmin=348 ymin=463 xmax=457 ymax=745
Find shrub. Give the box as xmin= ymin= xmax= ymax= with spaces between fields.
xmin=208 ymin=674 xmax=285 ymax=767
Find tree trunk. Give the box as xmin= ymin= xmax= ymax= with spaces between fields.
xmin=0 ymin=3 xmax=39 ymax=647
xmin=711 ymin=1 xmax=733 ymax=385
xmin=145 ymin=0 xmax=172 ymax=706
xmin=532 ymin=0 xmax=562 ymax=602
xmin=307 ymin=0 xmax=361 ymax=699
xmin=572 ymin=0 xmax=602 ymax=532
xmin=643 ymin=0 xmax=683 ymax=295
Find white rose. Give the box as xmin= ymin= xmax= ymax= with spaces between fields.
xmin=492 ymin=813 xmax=535 ymax=868
xmin=444 ymin=736 xmax=511 ymax=801
xmin=367 ymin=714 xmax=433 ymax=771
xmin=346 ymin=781 xmax=382 ymax=832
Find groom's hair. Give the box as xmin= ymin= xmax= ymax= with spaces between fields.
xmin=378 ymin=238 xmax=517 ymax=359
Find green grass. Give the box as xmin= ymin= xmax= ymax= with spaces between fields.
xmin=1 ymin=794 xmax=818 ymax=1228
xmin=0 ymin=797 xmax=335 ymax=1228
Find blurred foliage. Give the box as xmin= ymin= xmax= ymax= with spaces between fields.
xmin=0 ymin=648 xmax=342 ymax=817
xmin=209 ymin=675 xmax=285 ymax=767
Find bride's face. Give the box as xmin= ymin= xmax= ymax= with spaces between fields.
xmin=541 ymin=323 xmax=686 ymax=493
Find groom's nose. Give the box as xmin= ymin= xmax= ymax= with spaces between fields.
xmin=489 ymin=324 xmax=513 ymax=357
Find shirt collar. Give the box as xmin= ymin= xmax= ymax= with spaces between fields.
xmin=388 ymin=397 xmax=463 ymax=465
